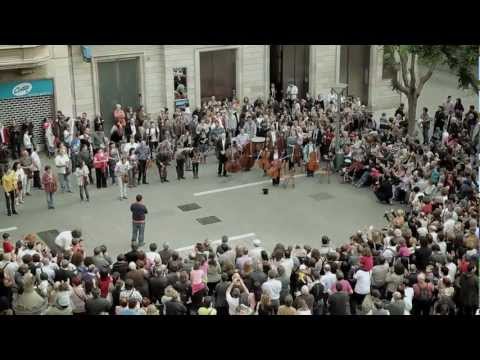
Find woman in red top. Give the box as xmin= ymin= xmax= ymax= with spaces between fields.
xmin=41 ymin=165 xmax=57 ymax=210
xmin=98 ymin=269 xmax=113 ymax=299
xmin=93 ymin=148 xmax=108 ymax=189
xmin=359 ymin=247 xmax=374 ymax=272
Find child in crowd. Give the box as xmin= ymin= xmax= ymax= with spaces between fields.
xmin=192 ymin=147 xmax=201 ymax=179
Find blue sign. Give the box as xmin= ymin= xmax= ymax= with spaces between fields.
xmin=0 ymin=79 xmax=54 ymax=101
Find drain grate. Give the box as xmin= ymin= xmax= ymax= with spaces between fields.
xmin=178 ymin=203 xmax=202 ymax=212
xmin=309 ymin=192 xmax=334 ymax=201
xmin=196 ymin=216 xmax=222 ymax=225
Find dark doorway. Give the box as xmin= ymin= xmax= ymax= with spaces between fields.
xmin=98 ymin=58 xmax=140 ymax=131
xmin=270 ymin=45 xmax=310 ymax=100
xmin=200 ymin=49 xmax=236 ymax=104
xmin=339 ymin=45 xmax=370 ymax=105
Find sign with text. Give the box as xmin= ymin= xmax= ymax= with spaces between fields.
xmin=0 ymin=79 xmax=54 ymax=101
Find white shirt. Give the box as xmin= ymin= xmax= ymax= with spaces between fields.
xmin=443 ymin=219 xmax=456 ymax=235
xmin=55 ymin=154 xmax=70 ymax=175
xmin=31 ymin=152 xmax=41 ymax=171
xmin=23 ymin=133 xmax=32 ymax=149
xmin=446 ymin=262 xmax=457 ymax=283
xmin=320 ymin=271 xmax=337 ymax=293
xmin=261 ymin=278 xmax=282 ymax=301
xmin=403 ymin=287 xmax=414 ymax=312
xmin=279 ymin=258 xmax=294 ymax=279
xmin=226 ymin=292 xmax=239 ymax=315
xmin=115 ymin=161 xmax=131 ymax=176
xmin=353 ymin=269 xmax=371 ymax=295
xmin=55 ymin=230 xmax=74 ymax=251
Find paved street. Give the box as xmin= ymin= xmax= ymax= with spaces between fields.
xmin=1 ymin=157 xmax=389 ymax=257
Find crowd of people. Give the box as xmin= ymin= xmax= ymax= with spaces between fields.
xmin=0 ymin=87 xmax=479 ymax=315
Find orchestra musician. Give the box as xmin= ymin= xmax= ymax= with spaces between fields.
xmin=267 ymin=144 xmax=284 ymax=186
xmin=216 ymin=132 xmax=231 ymax=177
xmin=156 ymin=138 xmax=173 ymax=183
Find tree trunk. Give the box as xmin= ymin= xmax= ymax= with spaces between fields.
xmin=407 ymin=94 xmax=418 ymax=137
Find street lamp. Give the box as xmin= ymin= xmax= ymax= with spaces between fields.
xmin=331 ymin=84 xmax=348 ymax=171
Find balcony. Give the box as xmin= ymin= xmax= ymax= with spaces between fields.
xmin=0 ymin=45 xmax=51 ymax=70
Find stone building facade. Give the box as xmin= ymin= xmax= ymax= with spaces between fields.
xmin=0 ymin=45 xmax=400 ymax=143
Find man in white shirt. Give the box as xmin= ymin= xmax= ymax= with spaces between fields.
xmin=115 ymin=156 xmax=131 ymax=200
xmin=55 ymin=147 xmax=72 ymax=193
xmin=352 ymin=267 xmax=371 ymax=314
xmin=261 ymin=269 xmax=282 ymax=309
xmin=55 ymin=229 xmax=82 ymax=251
xmin=320 ymin=264 xmax=337 ymax=293
xmin=443 ymin=213 xmax=456 ymax=235
xmin=123 ymin=137 xmax=138 ymax=157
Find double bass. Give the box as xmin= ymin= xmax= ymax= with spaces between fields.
xmin=239 ymin=141 xmax=255 ymax=171
xmin=225 ymin=146 xmax=241 ymax=173
xmin=258 ymin=146 xmax=271 ymax=172
xmin=306 ymin=149 xmax=320 ymax=172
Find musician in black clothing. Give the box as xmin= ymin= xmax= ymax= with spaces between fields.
xmin=8 ymin=121 xmax=21 ymax=160
xmin=215 ymin=133 xmax=230 ymax=177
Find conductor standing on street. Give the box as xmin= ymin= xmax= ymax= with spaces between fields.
xmin=130 ymin=194 xmax=148 ymax=246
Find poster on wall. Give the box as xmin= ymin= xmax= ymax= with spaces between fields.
xmin=173 ymin=67 xmax=189 ymax=109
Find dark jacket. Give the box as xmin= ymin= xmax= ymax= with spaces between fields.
xmin=164 ymin=300 xmax=187 ymax=315
xmin=124 ymin=250 xmax=140 ymax=264
xmin=149 ymin=275 xmax=169 ymax=303
xmin=458 ymin=272 xmax=479 ymax=307
xmin=54 ymin=268 xmax=75 ymax=283
xmin=159 ymin=249 xmax=173 ymax=264
xmin=328 ymin=291 xmax=350 ymax=315
xmin=215 ymin=138 xmax=231 ymax=159
xmin=85 ymin=297 xmax=111 ymax=315
xmin=214 ymin=281 xmax=231 ymax=308
xmin=414 ymin=247 xmax=432 ymax=272
xmin=112 ymin=261 xmax=129 ymax=280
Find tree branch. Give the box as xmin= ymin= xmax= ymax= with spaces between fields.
xmin=391 ymin=75 xmax=409 ymax=95
xmin=409 ymin=53 xmax=416 ymax=90
xmin=417 ymin=65 xmax=435 ymax=97
xmin=398 ymin=49 xmax=410 ymax=88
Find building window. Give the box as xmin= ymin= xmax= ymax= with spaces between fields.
xmin=382 ymin=51 xmax=396 ymax=80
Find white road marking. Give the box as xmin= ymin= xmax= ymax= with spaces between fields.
xmin=193 ymin=171 xmax=323 ymax=196
xmin=175 ymin=232 xmax=256 ymax=253
xmin=0 ymin=227 xmax=18 ymax=233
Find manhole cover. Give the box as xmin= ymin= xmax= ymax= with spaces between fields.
xmin=196 ymin=216 xmax=221 ymax=225
xmin=178 ymin=203 xmax=202 ymax=212
xmin=309 ymin=193 xmax=334 ymax=201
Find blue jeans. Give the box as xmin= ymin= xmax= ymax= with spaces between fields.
xmin=46 ymin=192 xmax=54 ymax=208
xmin=132 ymin=222 xmax=145 ymax=245
xmin=59 ymin=174 xmax=71 ymax=192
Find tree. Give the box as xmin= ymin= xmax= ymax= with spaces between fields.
xmin=383 ymin=45 xmax=478 ymax=137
